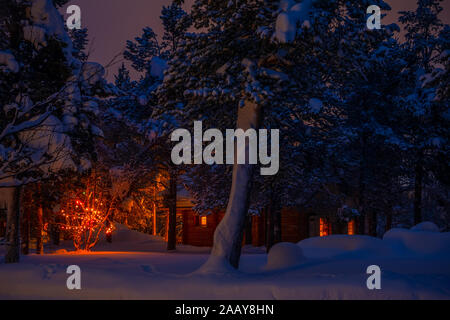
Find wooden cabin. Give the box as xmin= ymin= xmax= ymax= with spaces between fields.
xmin=175 ymin=191 xmax=357 ymax=247
xmin=0 ymin=204 xmax=6 ymax=239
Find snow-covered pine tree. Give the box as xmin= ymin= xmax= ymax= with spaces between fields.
xmin=157 ymin=0 xmax=355 ymax=269
xmin=0 ymin=0 xmax=104 ymax=262
xmin=69 ymin=27 xmax=88 ymax=62
xmin=160 ymin=2 xmax=192 ymax=57
xmin=52 ymin=0 xmax=69 ymax=7
xmin=124 ymin=27 xmax=161 ymax=75
xmin=107 ymin=1 xmax=191 ymax=250
xmin=114 ymin=63 xmax=132 ymax=91
xmin=158 ymin=0 xmax=276 ymax=269
xmin=398 ymin=0 xmax=447 ymax=225
xmin=318 ymin=0 xmax=409 ymax=235
xmin=414 ymin=23 xmax=449 ymax=228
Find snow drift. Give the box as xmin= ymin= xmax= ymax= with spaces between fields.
xmin=266 ymin=242 xmax=306 ymax=269
xmin=298 ymin=222 xmax=450 ymax=259
xmin=384 ymin=225 xmax=450 ymax=256
xmin=0 ymin=222 xmax=449 ymax=299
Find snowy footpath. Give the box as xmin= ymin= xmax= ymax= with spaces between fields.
xmin=0 ymin=223 xmax=449 ymax=300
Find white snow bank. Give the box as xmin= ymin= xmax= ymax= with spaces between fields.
xmin=274 ymin=0 xmax=313 ymax=43
xmin=105 ymin=223 xmax=162 ymax=243
xmin=383 ymin=227 xmax=450 ymax=256
xmin=89 ymin=223 xmax=168 ymax=252
xmin=298 ymin=222 xmax=450 ymax=260
xmin=1 ymin=245 xmax=449 ymax=299
xmin=410 ymin=222 xmax=440 ymax=232
xmin=1 ymin=224 xmax=450 ymax=299
xmin=79 ymin=223 xmax=211 ymax=254
xmin=298 ymin=235 xmax=391 ymax=259
xmin=0 ymin=51 xmax=19 ymax=72
xmin=266 ymin=242 xmax=306 ymax=270
xmin=195 ymin=255 xmax=240 ymax=275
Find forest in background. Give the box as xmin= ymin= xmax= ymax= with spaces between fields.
xmin=0 ymin=0 xmax=448 ymax=268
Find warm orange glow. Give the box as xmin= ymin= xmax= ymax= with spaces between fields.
xmin=59 ymin=195 xmax=114 ymax=250
xmin=201 ymin=216 xmax=207 ymax=227
xmin=348 ymin=220 xmax=355 ymax=235
xmin=319 ymin=218 xmax=330 ymax=237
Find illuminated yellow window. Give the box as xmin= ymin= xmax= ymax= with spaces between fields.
xmin=319 ymin=218 xmax=330 ymax=237
xmin=201 ymin=216 xmax=207 ymax=227
xmin=348 ymin=220 xmax=355 ymax=235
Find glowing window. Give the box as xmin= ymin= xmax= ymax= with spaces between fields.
xmin=319 ymin=218 xmax=330 ymax=237
xmin=348 ymin=220 xmax=355 ymax=235
xmin=201 ymin=216 xmax=207 ymax=227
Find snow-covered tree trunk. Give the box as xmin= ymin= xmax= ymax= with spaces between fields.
xmin=205 ymin=100 xmax=262 ymax=270
xmin=5 ymin=186 xmax=21 ymax=263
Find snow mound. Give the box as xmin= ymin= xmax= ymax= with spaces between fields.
xmin=91 ymin=223 xmax=168 ymax=253
xmin=298 ymin=235 xmax=390 ymax=259
xmin=410 ymin=222 xmax=440 ymax=232
xmin=195 ymin=255 xmax=239 ymax=275
xmin=102 ymin=223 xmax=163 ymax=244
xmin=266 ymin=242 xmax=306 ymax=270
xmin=383 ymin=228 xmax=450 ymax=256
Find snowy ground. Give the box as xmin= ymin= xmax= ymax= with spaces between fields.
xmin=0 ymin=223 xmax=449 ymax=300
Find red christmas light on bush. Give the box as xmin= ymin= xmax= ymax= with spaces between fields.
xmin=59 ymin=194 xmax=114 ymax=251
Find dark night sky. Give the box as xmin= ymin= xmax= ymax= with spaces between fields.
xmin=62 ymin=0 xmax=450 ymax=81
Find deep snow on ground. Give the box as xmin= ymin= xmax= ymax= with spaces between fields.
xmin=0 ymin=223 xmax=449 ymax=300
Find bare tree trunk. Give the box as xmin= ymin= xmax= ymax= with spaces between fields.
xmin=386 ymin=209 xmax=392 ymax=232
xmin=265 ymin=203 xmax=274 ymax=252
xmin=167 ymin=168 xmax=177 ymax=251
xmin=206 ymin=100 xmax=262 ymax=269
xmin=5 ymin=186 xmax=21 ymax=263
xmin=273 ymin=200 xmax=282 ymax=244
xmin=21 ymin=187 xmax=31 ymax=255
xmin=266 ymin=193 xmax=282 ymax=251
xmin=51 ymin=214 xmax=60 ymax=246
xmin=414 ymin=153 xmax=423 ymax=225
xmin=36 ymin=204 xmax=44 ymax=254
xmin=153 ymin=180 xmax=157 ymax=236
xmin=368 ymin=211 xmax=377 ymax=237
xmin=244 ymin=214 xmax=252 ymax=245
xmin=35 ymin=184 xmax=44 ymax=254
xmin=358 ymin=135 xmax=368 ymax=235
